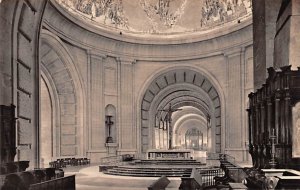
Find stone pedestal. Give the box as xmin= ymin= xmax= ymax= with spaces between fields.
xmin=105 ymin=143 xmax=118 ymax=156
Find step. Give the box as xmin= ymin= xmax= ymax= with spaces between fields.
xmin=103 ymin=171 xmax=191 ymax=177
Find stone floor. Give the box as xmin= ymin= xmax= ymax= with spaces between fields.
xmin=64 ymin=164 xmax=182 ymax=190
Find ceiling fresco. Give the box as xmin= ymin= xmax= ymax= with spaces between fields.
xmin=55 ymin=0 xmax=252 ymax=34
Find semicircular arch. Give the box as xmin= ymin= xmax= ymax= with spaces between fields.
xmin=139 ymin=67 xmax=223 ymax=154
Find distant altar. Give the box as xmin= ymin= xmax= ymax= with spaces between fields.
xmin=146 ymin=149 xmax=192 ymax=160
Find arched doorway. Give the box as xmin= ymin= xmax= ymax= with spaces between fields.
xmin=140 ymin=68 xmax=223 ymax=155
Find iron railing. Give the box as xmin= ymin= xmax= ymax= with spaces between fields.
xmin=198 ymin=168 xmax=224 ymax=187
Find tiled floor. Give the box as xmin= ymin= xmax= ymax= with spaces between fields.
xmin=64 ymin=164 xmax=181 ymax=190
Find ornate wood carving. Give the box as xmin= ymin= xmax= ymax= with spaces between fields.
xmin=248 ymin=66 xmax=300 ymax=170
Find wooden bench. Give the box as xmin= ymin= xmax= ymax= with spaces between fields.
xmin=29 ymin=175 xmax=75 ymax=190
xmin=214 ymin=160 xmax=247 ymax=187
xmin=148 ymin=175 xmax=170 ymax=190
xmin=49 ymin=157 xmax=90 ymax=168
xmin=0 ymin=168 xmax=65 ymax=189
xmin=179 ymin=168 xmax=202 ymax=190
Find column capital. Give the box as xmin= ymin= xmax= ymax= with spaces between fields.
xmin=117 ymin=57 xmax=136 ymax=65
xmin=88 ymin=50 xmax=107 ymax=60
xmin=223 ymin=47 xmax=244 ymax=58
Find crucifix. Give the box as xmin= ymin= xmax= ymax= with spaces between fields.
xmin=158 ymin=103 xmax=182 ymax=149
xmin=105 ymin=115 xmax=114 ymax=143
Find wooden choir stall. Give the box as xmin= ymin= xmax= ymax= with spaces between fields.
xmin=247 ymin=66 xmax=300 ymax=170
xmin=0 ymin=105 xmax=75 ymax=190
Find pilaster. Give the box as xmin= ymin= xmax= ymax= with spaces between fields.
xmin=117 ymin=57 xmax=136 ymax=154
xmin=89 ymin=52 xmax=106 ymax=150
xmin=223 ymin=47 xmax=247 ymax=161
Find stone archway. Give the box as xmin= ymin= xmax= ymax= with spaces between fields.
xmin=140 ymin=68 xmax=222 ymax=153
xmin=173 ymin=114 xmax=208 ymax=149
xmin=40 ymin=30 xmax=86 ymax=157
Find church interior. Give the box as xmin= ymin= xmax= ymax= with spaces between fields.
xmin=1 ymin=0 xmax=300 ymax=189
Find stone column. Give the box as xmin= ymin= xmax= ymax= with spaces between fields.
xmin=252 ymin=0 xmax=282 ymax=90
xmin=275 ymin=0 xmax=300 ymax=69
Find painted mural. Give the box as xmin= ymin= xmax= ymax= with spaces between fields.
xmin=56 ymin=0 xmax=252 ymax=34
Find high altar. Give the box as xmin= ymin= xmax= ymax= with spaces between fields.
xmin=146 ymin=149 xmax=192 ymax=160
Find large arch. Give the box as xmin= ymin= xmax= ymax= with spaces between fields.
xmin=40 ymin=30 xmax=86 ymax=157
xmin=139 ymin=67 xmax=224 ymax=154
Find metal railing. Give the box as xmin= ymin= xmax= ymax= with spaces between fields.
xmin=198 ymin=168 xmax=224 ymax=187
xmin=207 ymin=153 xmax=236 ymax=164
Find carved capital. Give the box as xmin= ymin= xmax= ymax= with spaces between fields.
xmin=89 ymin=50 xmax=107 ymax=60
xmin=117 ymin=57 xmax=136 ymax=65
xmin=223 ymin=47 xmax=243 ymax=58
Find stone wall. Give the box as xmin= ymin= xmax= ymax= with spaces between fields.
xmin=0 ymin=0 xmax=47 ymax=168
xmin=0 ymin=0 xmax=254 ymax=165
xmin=274 ymin=0 xmax=300 ymax=69
xmin=40 ymin=0 xmax=254 ymax=163
xmin=252 ymin=0 xmax=281 ymax=90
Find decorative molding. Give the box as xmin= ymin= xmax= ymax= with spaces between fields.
xmin=89 ymin=50 xmax=107 ymax=60
xmin=223 ymin=47 xmax=243 ymax=58
xmin=117 ymin=57 xmax=136 ymax=65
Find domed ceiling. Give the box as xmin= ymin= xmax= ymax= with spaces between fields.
xmin=55 ymin=0 xmax=252 ymax=35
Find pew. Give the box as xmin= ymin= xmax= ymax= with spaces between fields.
xmin=148 ymin=175 xmax=170 ymax=190
xmin=243 ymin=168 xmax=300 ymax=189
xmin=214 ymin=160 xmax=247 ymax=188
xmin=49 ymin=157 xmax=90 ymax=168
xmin=0 ymin=168 xmax=66 ymax=190
xmin=179 ymin=168 xmax=202 ymax=190
xmin=29 ymin=175 xmax=75 ymax=190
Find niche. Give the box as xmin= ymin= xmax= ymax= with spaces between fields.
xmin=105 ymin=104 xmax=117 ymax=143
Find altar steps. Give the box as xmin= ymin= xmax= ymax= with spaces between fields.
xmin=103 ymin=166 xmax=193 ymax=177
xmin=133 ymin=159 xmax=204 ymax=165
